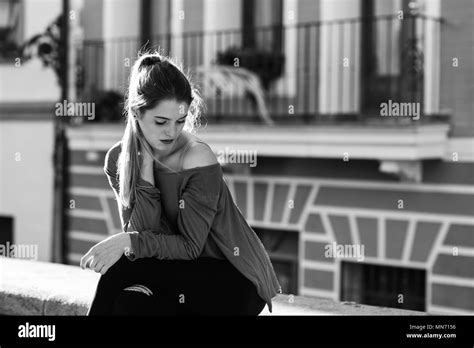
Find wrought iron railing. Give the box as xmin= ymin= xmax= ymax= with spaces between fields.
xmin=76 ymin=14 xmax=446 ymax=125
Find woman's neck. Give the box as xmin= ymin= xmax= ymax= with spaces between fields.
xmin=152 ymin=132 xmax=188 ymax=164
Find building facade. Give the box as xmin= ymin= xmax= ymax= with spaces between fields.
xmin=0 ymin=0 xmax=472 ymax=315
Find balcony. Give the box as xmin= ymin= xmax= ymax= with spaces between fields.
xmin=73 ymin=13 xmax=450 ymax=165
xmin=76 ymin=13 xmax=446 ymax=123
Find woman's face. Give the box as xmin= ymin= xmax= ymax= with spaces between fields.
xmin=137 ymin=99 xmax=189 ymax=157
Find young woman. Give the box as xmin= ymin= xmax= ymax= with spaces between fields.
xmin=81 ymin=51 xmax=281 ymax=315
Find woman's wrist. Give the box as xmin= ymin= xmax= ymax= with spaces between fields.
xmin=118 ymin=232 xmax=132 ymax=252
xmin=140 ymin=160 xmax=155 ymax=185
xmin=123 ymin=231 xmax=138 ymax=260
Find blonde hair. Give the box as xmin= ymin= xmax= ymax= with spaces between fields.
xmin=117 ymin=48 xmax=205 ymax=208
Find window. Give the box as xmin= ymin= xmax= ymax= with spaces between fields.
xmin=0 ymin=215 xmax=14 ymax=247
xmin=360 ymin=0 xmax=426 ymax=113
xmin=253 ymin=227 xmax=298 ymax=294
xmin=0 ymin=0 xmax=22 ymax=61
xmin=341 ymin=261 xmax=426 ymax=311
xmin=242 ymin=0 xmax=283 ymax=52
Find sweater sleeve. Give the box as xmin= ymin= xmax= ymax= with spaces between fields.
xmin=103 ymin=145 xmax=164 ymax=234
xmin=127 ymin=166 xmax=221 ymax=260
xmin=103 ymin=145 xmax=179 ymax=262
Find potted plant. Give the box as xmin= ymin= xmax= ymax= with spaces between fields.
xmin=216 ymin=46 xmax=285 ymax=91
xmin=20 ymin=15 xmax=63 ymax=85
xmin=91 ymin=89 xmax=124 ymax=123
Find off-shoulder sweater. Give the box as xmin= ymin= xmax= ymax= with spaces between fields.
xmin=103 ymin=139 xmax=281 ymax=313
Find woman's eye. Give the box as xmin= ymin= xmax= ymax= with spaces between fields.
xmin=155 ymin=120 xmax=185 ymax=126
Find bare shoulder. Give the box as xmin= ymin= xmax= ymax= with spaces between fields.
xmin=181 ymin=138 xmax=218 ymax=170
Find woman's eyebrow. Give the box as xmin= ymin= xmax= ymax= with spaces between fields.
xmin=153 ymin=113 xmax=188 ymax=120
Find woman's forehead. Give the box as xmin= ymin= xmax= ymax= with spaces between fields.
xmin=145 ymin=99 xmax=189 ymax=119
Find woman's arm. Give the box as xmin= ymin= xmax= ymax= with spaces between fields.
xmin=102 ymin=142 xmax=177 ymax=240
xmin=102 ymin=142 xmax=220 ymax=261
xmin=126 ymin=143 xmax=221 ymax=260
xmin=126 ymin=172 xmax=220 ymax=260
xmin=104 ymin=155 xmax=162 ymax=235
xmin=139 ymin=142 xmax=155 ymax=186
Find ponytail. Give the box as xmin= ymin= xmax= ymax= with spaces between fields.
xmin=116 ymin=49 xmax=204 ymax=209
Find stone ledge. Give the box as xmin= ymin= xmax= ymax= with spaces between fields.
xmin=0 ymin=257 xmax=425 ymax=316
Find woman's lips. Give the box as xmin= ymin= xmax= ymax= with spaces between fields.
xmin=160 ymin=139 xmax=173 ymax=144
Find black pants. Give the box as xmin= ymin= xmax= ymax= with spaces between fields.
xmin=87 ymin=255 xmax=266 ymax=316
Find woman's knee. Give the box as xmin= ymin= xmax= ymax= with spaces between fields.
xmin=112 ymin=284 xmax=178 ymax=315
xmin=112 ymin=286 xmax=156 ymax=315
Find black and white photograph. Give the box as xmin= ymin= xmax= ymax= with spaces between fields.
xmin=0 ymin=0 xmax=473 ymax=345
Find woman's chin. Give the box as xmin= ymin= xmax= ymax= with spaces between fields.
xmin=152 ymin=144 xmax=171 ymax=156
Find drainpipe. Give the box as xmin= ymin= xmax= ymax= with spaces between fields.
xmin=52 ymin=0 xmax=69 ymax=264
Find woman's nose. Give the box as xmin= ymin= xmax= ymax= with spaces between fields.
xmin=165 ymin=125 xmax=179 ymax=138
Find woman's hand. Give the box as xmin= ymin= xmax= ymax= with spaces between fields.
xmin=140 ymin=139 xmax=155 ymax=168
xmin=136 ymin=128 xmax=156 ymax=185
xmin=136 ymin=123 xmax=156 ymax=167
xmin=80 ymin=232 xmax=131 ymax=275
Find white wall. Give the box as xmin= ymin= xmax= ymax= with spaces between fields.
xmin=0 ymin=0 xmax=62 ymax=262
xmin=0 ymin=60 xmax=60 ymax=102
xmin=0 ymin=0 xmax=61 ymax=103
xmin=0 ymin=121 xmax=55 ymax=262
